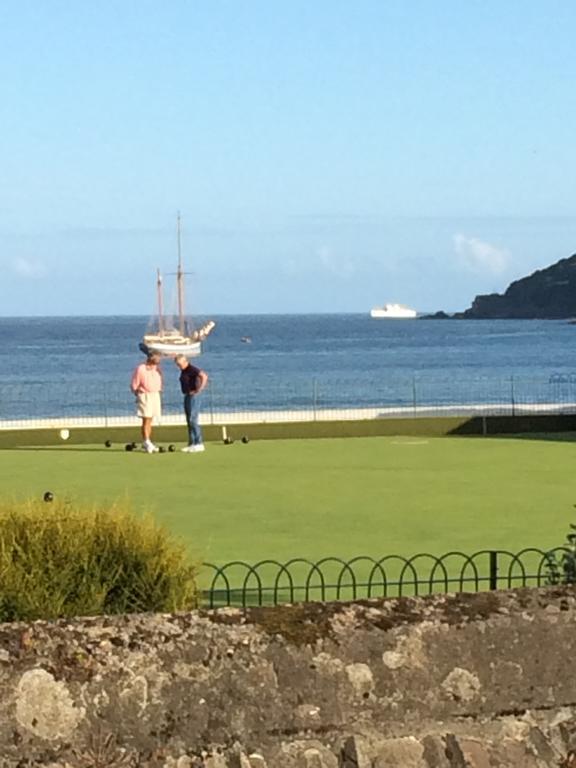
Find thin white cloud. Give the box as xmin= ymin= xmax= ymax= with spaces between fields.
xmin=12 ymin=257 xmax=46 ymax=279
xmin=453 ymin=234 xmax=510 ymax=275
xmin=280 ymin=246 xmax=357 ymax=278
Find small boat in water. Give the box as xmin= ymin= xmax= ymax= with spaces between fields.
xmin=142 ymin=214 xmax=216 ymax=357
xmin=370 ymin=303 xmax=417 ymax=319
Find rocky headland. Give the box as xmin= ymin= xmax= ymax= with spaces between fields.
xmin=426 ymin=253 xmax=576 ymax=319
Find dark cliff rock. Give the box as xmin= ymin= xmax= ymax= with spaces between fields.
xmin=420 ymin=311 xmax=453 ymax=320
xmin=461 ymin=254 xmax=576 ymax=319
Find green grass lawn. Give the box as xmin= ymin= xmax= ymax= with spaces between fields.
xmin=1 ymin=434 xmax=575 ymax=566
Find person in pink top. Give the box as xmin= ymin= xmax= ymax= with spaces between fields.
xmin=130 ymin=350 xmax=163 ymax=453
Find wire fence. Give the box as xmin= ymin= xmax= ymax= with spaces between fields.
xmin=2 ymin=373 xmax=576 ymax=428
xmin=200 ymin=548 xmax=568 ymax=608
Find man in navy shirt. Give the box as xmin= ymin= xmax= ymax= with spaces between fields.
xmin=174 ymin=355 xmax=209 ymax=452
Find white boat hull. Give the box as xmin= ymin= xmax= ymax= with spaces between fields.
xmin=143 ymin=322 xmax=215 ymax=357
xmin=370 ymin=303 xmax=417 ymax=319
xmin=143 ymin=337 xmax=202 ymax=357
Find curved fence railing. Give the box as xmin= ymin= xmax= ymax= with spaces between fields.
xmin=200 ymin=547 xmax=570 ymax=608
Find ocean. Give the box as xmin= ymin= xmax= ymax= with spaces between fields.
xmin=0 ymin=315 xmax=575 ymax=421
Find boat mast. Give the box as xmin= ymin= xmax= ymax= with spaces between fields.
xmin=156 ymin=269 xmax=164 ymax=333
xmin=176 ymin=212 xmax=185 ymax=335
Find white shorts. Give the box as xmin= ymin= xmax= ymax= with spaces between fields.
xmin=136 ymin=391 xmax=162 ymax=420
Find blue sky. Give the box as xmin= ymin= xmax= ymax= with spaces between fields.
xmin=1 ymin=1 xmax=575 ymax=315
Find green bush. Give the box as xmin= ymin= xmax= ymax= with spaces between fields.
xmin=0 ymin=498 xmax=199 ymax=622
xmin=545 ymin=520 xmax=576 ymax=586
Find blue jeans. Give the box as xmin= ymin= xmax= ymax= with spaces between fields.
xmin=184 ymin=394 xmax=203 ymax=445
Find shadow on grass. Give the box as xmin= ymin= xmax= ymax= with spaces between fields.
xmin=496 ymin=432 xmax=576 ymax=443
xmin=448 ymin=414 xmax=576 ymax=443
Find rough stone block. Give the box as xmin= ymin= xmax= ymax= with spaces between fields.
xmin=421 ymin=735 xmax=452 ymax=767
xmin=203 ymin=755 xmax=228 ymax=768
xmin=340 ymin=736 xmax=373 ymax=768
xmin=495 ymin=739 xmax=541 ymax=767
xmin=373 ymin=737 xmax=426 ymax=767
xmin=303 ymin=748 xmax=325 ymax=768
xmin=247 ymin=754 xmax=268 ymax=768
xmin=442 ymin=735 xmax=466 ymax=768
xmin=278 ymin=741 xmax=338 ymax=768
xmin=528 ymin=726 xmax=560 ymax=763
xmin=455 ymin=739 xmax=491 ymax=768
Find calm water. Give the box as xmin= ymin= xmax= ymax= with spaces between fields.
xmin=0 ymin=315 xmax=574 ymax=418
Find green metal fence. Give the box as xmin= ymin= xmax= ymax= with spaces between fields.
xmin=200 ymin=547 xmax=568 ymax=608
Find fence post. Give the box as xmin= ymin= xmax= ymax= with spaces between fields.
xmin=489 ymin=551 xmax=498 ymax=590
xmin=209 ymin=383 xmax=215 ymax=425
xmin=312 ymin=378 xmax=318 ymax=421
xmin=103 ymin=383 xmax=109 ymax=429
xmin=510 ymin=375 xmax=516 ymax=417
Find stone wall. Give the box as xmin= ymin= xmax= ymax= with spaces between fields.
xmin=1 ymin=587 xmax=576 ymax=766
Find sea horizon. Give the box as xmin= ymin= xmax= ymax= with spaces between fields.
xmin=0 ymin=311 xmax=431 ymax=319
xmin=0 ymin=312 xmax=571 ymax=321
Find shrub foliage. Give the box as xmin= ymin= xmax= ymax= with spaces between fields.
xmin=546 ymin=521 xmax=576 ymax=586
xmin=0 ymin=498 xmax=199 ymax=622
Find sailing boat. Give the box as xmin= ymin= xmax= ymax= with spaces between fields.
xmin=141 ymin=214 xmax=216 ymax=357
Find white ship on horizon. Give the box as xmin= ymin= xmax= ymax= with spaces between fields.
xmin=370 ymin=303 xmax=417 ymax=319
